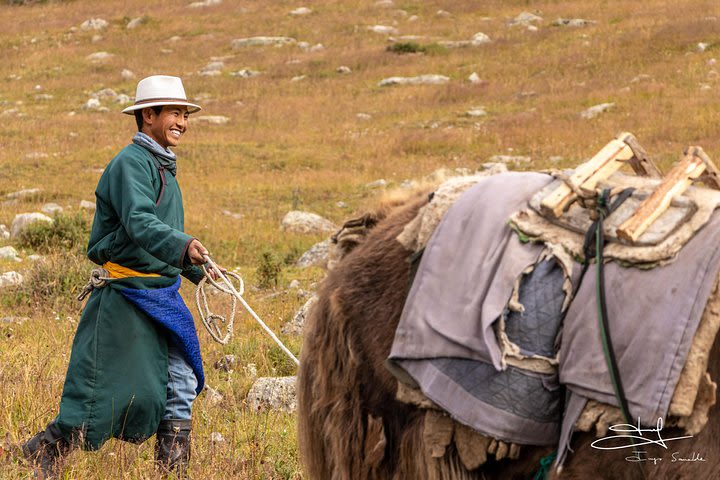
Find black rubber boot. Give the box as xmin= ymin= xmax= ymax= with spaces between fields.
xmin=21 ymin=423 xmax=71 ymax=480
xmin=154 ymin=419 xmax=192 ymax=479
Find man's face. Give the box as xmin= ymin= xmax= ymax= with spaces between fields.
xmin=143 ymin=105 xmax=190 ymax=149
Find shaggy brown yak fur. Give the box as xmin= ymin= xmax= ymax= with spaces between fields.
xmin=297 ymin=192 xmax=720 ymax=480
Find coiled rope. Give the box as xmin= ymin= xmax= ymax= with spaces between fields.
xmin=195 ymin=255 xmax=300 ymax=366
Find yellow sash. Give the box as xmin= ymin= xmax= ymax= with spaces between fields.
xmin=103 ymin=261 xmax=161 ymax=279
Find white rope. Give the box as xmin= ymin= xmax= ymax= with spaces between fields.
xmin=195 ymin=255 xmax=300 ymax=366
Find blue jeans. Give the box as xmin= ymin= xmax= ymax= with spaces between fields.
xmin=163 ymin=342 xmax=198 ymax=420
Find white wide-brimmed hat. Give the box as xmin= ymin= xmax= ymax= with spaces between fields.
xmin=122 ymin=75 xmax=201 ymax=114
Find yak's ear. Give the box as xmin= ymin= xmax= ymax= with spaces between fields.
xmin=330 ymin=213 xmax=383 ymax=260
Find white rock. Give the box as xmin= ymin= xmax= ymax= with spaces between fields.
xmin=510 ymin=12 xmax=542 ymax=26
xmin=41 ymin=203 xmax=63 ymax=215
xmin=290 ymin=7 xmax=312 ymax=16
xmin=0 ymin=246 xmax=20 ymax=262
xmin=25 ymin=152 xmax=48 ymax=159
xmin=468 ymin=72 xmax=481 ymax=84
xmin=553 ymin=18 xmax=595 ymax=27
xmin=79 ymin=200 xmax=96 ymax=211
xmin=367 ymin=25 xmax=399 ymax=35
xmin=282 ymin=295 xmax=318 ymax=335
xmin=366 ymin=179 xmax=387 ymax=188
xmin=336 ymin=66 xmax=352 ymax=74
xmin=408 ymin=15 xmax=418 ymax=22
xmin=527 ymin=25 xmax=539 ymax=32
xmin=83 ymin=98 xmax=102 ymax=110
xmin=210 ymin=432 xmax=225 ymax=443
xmin=204 ymin=385 xmax=224 ymax=405
xmin=93 ymin=88 xmax=117 ymax=100
xmin=126 ymin=17 xmax=146 ymax=29
xmin=115 ymin=94 xmax=131 ymax=104
xmin=437 ymin=40 xmax=473 ymax=48
xmin=289 ymin=279 xmax=301 ymax=289
xmin=189 ymin=0 xmax=222 ymax=7
xmin=296 ymin=239 xmax=331 ymax=268
xmin=247 ymin=376 xmax=297 ymax=412
xmin=243 ymin=363 xmax=258 ymax=378
xmin=231 ymin=69 xmax=262 ymax=78
xmin=708 ymin=58 xmax=717 ymax=65
xmin=375 ymin=0 xmax=394 ymax=6
xmin=11 ymin=212 xmax=53 ymax=238
xmin=0 ymin=271 xmax=23 ymax=288
xmin=297 ymin=41 xmax=311 ymax=51
xmin=35 ymin=94 xmax=54 ymax=101
xmin=281 ymin=211 xmax=337 ymax=234
xmin=221 ymin=209 xmax=243 ymax=220
xmin=91 ymin=34 xmax=103 ymax=43
xmin=86 ymin=51 xmax=114 ymax=62
xmin=436 ymin=9 xmax=451 ymax=18
xmin=231 ymin=36 xmax=296 ymax=48
xmin=291 ymin=75 xmax=307 ymax=82
xmin=309 ymin=43 xmax=324 ymax=52
xmin=80 ymin=18 xmax=108 ymax=31
xmin=488 ymin=154 xmax=531 ymax=165
xmin=630 ymin=74 xmax=652 ymax=83
xmin=6 ymin=188 xmax=40 ymax=199
xmin=580 ymin=102 xmax=615 ymax=119
xmin=466 ymin=107 xmax=487 ymax=117
xmin=121 ymin=69 xmax=135 ymax=80
xmin=378 ymin=74 xmax=450 ymax=86
xmin=28 ymin=254 xmax=43 ymax=261
xmin=336 ymin=201 xmax=348 ymax=208
xmin=471 ymin=32 xmax=491 ymax=45
xmin=200 ymin=61 xmax=224 ymax=76
xmin=0 ymin=225 xmax=9 ymax=240
xmin=356 ymin=113 xmax=372 ymax=120
xmin=194 ymin=115 xmax=230 ymax=125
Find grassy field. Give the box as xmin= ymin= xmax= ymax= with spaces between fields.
xmin=1 ymin=0 xmax=720 ymax=478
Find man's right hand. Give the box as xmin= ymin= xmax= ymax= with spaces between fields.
xmin=187 ymin=239 xmax=209 ymax=265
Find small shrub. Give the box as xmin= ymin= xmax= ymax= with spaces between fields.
xmin=17 ymin=212 xmax=89 ymax=253
xmin=255 ymin=250 xmax=283 ymax=289
xmin=386 ymin=42 xmax=427 ymax=54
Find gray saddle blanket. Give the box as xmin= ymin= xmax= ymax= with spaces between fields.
xmin=388 ymin=172 xmax=720 ymax=445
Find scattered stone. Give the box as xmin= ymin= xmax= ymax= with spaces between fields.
xmin=25 ymin=152 xmax=48 ymax=159
xmin=471 ymin=32 xmax=491 ymax=45
xmin=378 ymin=74 xmax=450 ymax=87
xmin=700 ymin=83 xmax=712 ymax=91
xmin=6 ymin=188 xmax=40 ymax=199
xmin=231 ymin=36 xmax=297 ymax=48
xmin=630 ymin=74 xmax=652 ymax=83
xmin=0 ymin=225 xmax=9 ymax=240
xmin=214 ymin=354 xmax=237 ymax=372
xmin=121 ymin=69 xmax=135 ymax=80
xmin=510 ymin=12 xmax=542 ymax=26
xmin=0 ymin=316 xmax=29 ymax=324
xmin=79 ymin=200 xmax=96 ymax=211
xmin=93 ymin=88 xmax=118 ymax=100
xmin=281 ymin=211 xmax=337 ymax=234
xmin=84 ymin=98 xmax=103 ymax=110
xmin=35 ymin=94 xmax=53 ymax=101
xmin=356 ymin=113 xmax=372 ymax=120
xmin=289 ymin=279 xmax=301 ymax=289
xmin=204 ymin=385 xmax=224 ymax=405
xmin=231 ymin=69 xmax=261 ymax=78
xmin=291 ymin=75 xmax=307 ymax=82
xmin=466 ymin=107 xmax=487 ymax=117
xmin=189 ymin=0 xmax=222 ymax=7
xmin=86 ymin=52 xmax=114 ymax=62
xmin=309 ymin=43 xmax=324 ymax=52
xmin=580 ymin=102 xmax=615 ymax=119
xmin=366 ymin=179 xmax=387 ymax=188
xmin=194 ymin=115 xmax=230 ymax=125
xmin=200 ymin=61 xmax=224 ymax=76
xmin=468 ymin=72 xmax=481 ymax=84
xmin=296 ymin=239 xmax=331 ymax=268
xmin=337 ymin=65 xmax=352 ymax=74
xmin=0 ymin=271 xmax=23 ymax=288
xmin=290 ymin=7 xmax=312 ymax=16
xmin=549 ymin=156 xmax=564 ymax=163
xmin=126 ymin=17 xmax=147 ymax=29
xmin=247 ymin=376 xmax=297 ymax=412
xmin=221 ymin=209 xmax=243 ymax=220
xmin=80 ymin=18 xmax=108 ymax=31
xmin=28 ymin=254 xmax=43 ymax=261
xmin=336 ymin=201 xmax=348 ymax=208
xmin=10 ymin=212 xmax=53 ymax=238
xmin=375 ymin=0 xmax=394 ymax=7
xmin=367 ymin=25 xmax=399 ymax=35
xmin=41 ymin=203 xmax=63 ymax=215
xmin=210 ymin=432 xmax=225 ymax=443
xmin=479 ymin=162 xmax=509 ymax=174
xmin=697 ymin=42 xmax=709 ymax=52
xmin=91 ymin=34 xmax=103 ymax=43
xmin=553 ymin=18 xmax=594 ymax=27
xmin=115 ymin=94 xmax=131 ymax=104
xmin=0 ymin=246 xmax=20 ymax=262
xmin=408 ymin=15 xmax=418 ymax=22
xmin=243 ymin=363 xmax=258 ymax=378
xmin=488 ymin=154 xmax=531 ymax=165
xmin=282 ymin=295 xmax=318 ymax=335
xmin=709 ymin=58 xmax=717 ymax=65
xmin=436 ymin=9 xmax=451 ymax=18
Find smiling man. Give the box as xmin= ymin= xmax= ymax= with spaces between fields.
xmin=20 ymin=75 xmax=211 ymax=479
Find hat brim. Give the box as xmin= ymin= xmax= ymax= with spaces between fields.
xmin=122 ymin=101 xmax=202 ymax=115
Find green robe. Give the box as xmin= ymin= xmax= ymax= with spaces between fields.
xmin=55 ymin=143 xmax=204 ymax=449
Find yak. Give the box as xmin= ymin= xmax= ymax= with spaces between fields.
xmin=297 ymin=183 xmax=720 ymax=480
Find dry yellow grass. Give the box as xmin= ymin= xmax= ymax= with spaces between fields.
xmin=2 ymin=0 xmax=720 ymax=478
